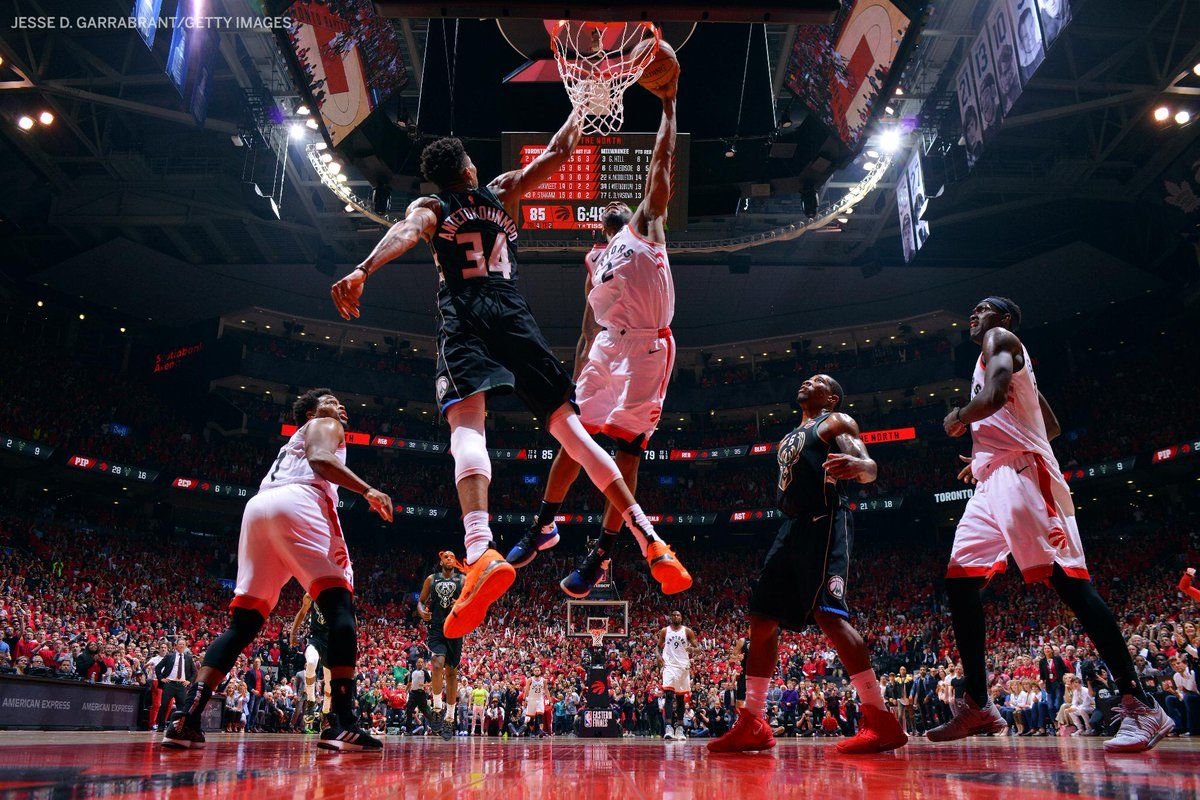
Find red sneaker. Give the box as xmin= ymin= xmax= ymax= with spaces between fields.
xmin=646 ymin=541 xmax=693 ymax=595
xmin=707 ymin=708 xmax=776 ymax=753
xmin=836 ymin=705 xmax=909 ymax=755
xmin=443 ymin=548 xmax=515 ymax=638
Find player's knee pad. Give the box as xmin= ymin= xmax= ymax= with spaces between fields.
xmin=448 ymin=394 xmax=491 ymax=483
xmin=203 ymin=607 xmax=264 ymax=672
xmin=547 ymin=407 xmax=620 ymax=490
xmin=304 ymin=646 xmax=319 ymax=678
xmin=314 ymin=587 xmax=356 ymax=668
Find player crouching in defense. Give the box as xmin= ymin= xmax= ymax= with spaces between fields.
xmin=708 ymin=375 xmax=907 ymax=755
xmin=508 ymin=47 xmax=683 ymax=600
xmin=161 ymin=389 xmax=393 ymax=752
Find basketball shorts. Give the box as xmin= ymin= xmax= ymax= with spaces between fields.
xmin=524 ymin=697 xmax=545 ymax=718
xmin=735 ymin=671 xmax=747 ymax=702
xmin=749 ymin=506 xmax=852 ymax=632
xmin=427 ymin=626 xmax=463 ymax=669
xmin=576 ymin=327 xmax=674 ymax=446
xmin=661 ymin=665 xmax=692 ymax=693
xmin=231 ymin=483 xmax=354 ymax=619
xmin=948 ymin=451 xmax=1088 ymax=583
xmin=435 ymin=283 xmax=575 ymax=422
xmin=306 ymin=639 xmax=328 ymax=665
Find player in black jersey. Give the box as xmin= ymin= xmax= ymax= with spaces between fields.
xmin=419 ymin=550 xmax=465 ymax=740
xmin=730 ymin=637 xmax=750 ymax=708
xmin=331 ymin=108 xmax=690 ymax=641
xmin=290 ymin=593 xmax=332 ymax=731
xmin=708 ymin=374 xmax=906 ymax=756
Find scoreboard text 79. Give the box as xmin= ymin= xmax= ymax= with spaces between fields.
xmin=501 ymin=132 xmax=690 ymax=238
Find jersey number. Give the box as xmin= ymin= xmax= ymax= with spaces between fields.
xmin=456 ymin=232 xmax=511 ymax=280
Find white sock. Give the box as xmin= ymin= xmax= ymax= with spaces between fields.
xmin=433 ymin=695 xmax=443 ymax=711
xmin=621 ymin=504 xmax=661 ymax=556
xmin=850 ymin=669 xmax=886 ymax=711
xmin=745 ymin=676 xmax=769 ymax=717
xmin=305 ymin=684 xmax=315 ymax=703
xmin=463 ymin=510 xmax=492 ymax=564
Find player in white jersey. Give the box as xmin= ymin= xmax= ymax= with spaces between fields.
xmin=928 ymin=297 xmax=1173 ymax=752
xmin=657 ymin=611 xmax=697 ymax=740
xmin=523 ymin=666 xmax=549 ymax=737
xmin=161 ymin=388 xmax=393 ymax=753
xmin=507 ymin=60 xmax=690 ymax=602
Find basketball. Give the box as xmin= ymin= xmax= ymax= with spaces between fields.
xmin=634 ymin=38 xmax=679 ymax=94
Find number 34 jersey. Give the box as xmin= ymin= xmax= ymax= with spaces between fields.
xmin=427 ymin=186 xmax=519 ymax=293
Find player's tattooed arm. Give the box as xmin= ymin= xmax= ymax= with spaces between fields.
xmin=944 ymin=327 xmax=1022 ymax=436
xmin=289 ymin=594 xmax=311 ymax=648
xmin=417 ymin=576 xmax=433 ymax=621
xmin=490 ymin=108 xmax=584 ymax=215
xmin=632 ymin=94 xmax=677 ymax=240
xmin=574 ymin=271 xmax=601 ymax=379
xmin=304 ymin=417 xmax=395 ymax=522
xmin=821 ymin=413 xmax=878 ymax=484
xmin=330 ymin=198 xmax=439 ymax=320
xmin=1037 ymin=391 xmax=1061 ymax=440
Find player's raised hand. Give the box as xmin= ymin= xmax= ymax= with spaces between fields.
xmin=331 ymin=266 xmax=367 ymax=320
xmin=364 ymin=487 xmax=394 ymax=522
xmin=1188 ymin=567 xmax=1197 ymax=577
xmin=956 ymin=455 xmax=976 ymax=485
xmin=823 ymin=452 xmax=867 ymax=480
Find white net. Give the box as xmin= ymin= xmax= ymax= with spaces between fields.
xmin=550 ymin=21 xmax=660 ymax=135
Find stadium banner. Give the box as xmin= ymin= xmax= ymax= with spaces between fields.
xmin=0 ymin=674 xmax=140 ymax=730
xmin=1035 ymin=0 xmax=1071 ymax=49
xmin=1 ymin=434 xmax=53 ymax=460
xmin=968 ymin=30 xmax=1002 ymax=140
xmin=1007 ymin=0 xmax=1046 ymax=86
xmin=905 ymin=149 xmax=931 ymax=254
xmin=897 ymin=169 xmax=916 ymax=263
xmin=987 ymin=0 xmax=1023 ymax=116
xmin=132 ymin=0 xmax=162 ymax=48
xmin=954 ymin=60 xmax=983 ymax=168
xmin=285 ymin=1 xmax=374 ymax=146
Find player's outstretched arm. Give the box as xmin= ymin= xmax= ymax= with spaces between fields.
xmin=289 ymin=594 xmax=312 ymax=647
xmin=490 ymin=108 xmax=584 ymax=212
xmin=822 ymin=413 xmax=878 ymax=484
xmin=573 ymin=271 xmax=601 ymax=379
xmin=303 ymin=417 xmax=394 ymax=521
xmin=330 ymin=199 xmax=439 ymax=320
xmin=632 ymin=94 xmax=677 ymax=238
xmin=944 ymin=327 xmax=1021 ymax=436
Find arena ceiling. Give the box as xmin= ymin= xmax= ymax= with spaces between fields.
xmin=0 ymin=0 xmax=1196 ymax=347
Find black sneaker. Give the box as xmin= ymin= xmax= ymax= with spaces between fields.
xmin=438 ymin=713 xmax=454 ymax=741
xmin=506 ymin=524 xmax=560 ymax=568
xmin=161 ymin=711 xmax=206 ymax=749
xmin=560 ymin=544 xmax=611 ymax=598
xmin=318 ymin=716 xmax=384 ymax=752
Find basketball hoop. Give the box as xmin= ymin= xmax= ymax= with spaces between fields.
xmin=586 ymin=620 xmax=609 ymax=649
xmin=550 ymin=21 xmax=660 ymax=135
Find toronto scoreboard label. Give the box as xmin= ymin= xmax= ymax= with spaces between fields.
xmin=502 ymin=132 xmax=690 ymax=237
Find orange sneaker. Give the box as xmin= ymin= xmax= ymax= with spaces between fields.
xmin=442 ymin=548 xmax=515 ymax=638
xmin=646 ymin=541 xmax=692 ymax=594
xmin=707 ymin=708 xmax=776 ymax=753
xmin=836 ymin=704 xmax=908 ymax=754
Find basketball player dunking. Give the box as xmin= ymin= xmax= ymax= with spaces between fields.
xmin=418 ymin=550 xmax=465 ymax=740
xmin=331 ymin=108 xmax=690 ymax=639
xmin=657 ymin=611 xmax=696 ymax=740
xmin=708 ymin=375 xmax=906 ymax=755
xmin=929 ymin=297 xmax=1174 ymax=752
xmin=290 ymin=592 xmax=332 ymax=732
xmin=506 ymin=67 xmax=687 ymax=600
xmin=162 ymin=388 xmax=393 ymax=751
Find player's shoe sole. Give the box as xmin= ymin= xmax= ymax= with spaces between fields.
xmin=444 ymin=549 xmax=516 ymax=638
xmin=506 ymin=526 xmax=560 ymax=568
xmin=160 ymin=735 xmax=205 ymax=749
xmin=646 ymin=542 xmax=692 ymax=594
xmin=317 ymin=734 xmax=383 ymax=752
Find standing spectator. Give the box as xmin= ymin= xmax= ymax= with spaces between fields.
xmin=154 ymin=638 xmax=196 ymax=730
xmin=1039 ymin=644 xmax=1068 ymax=712
xmin=243 ymin=656 xmax=267 ymax=733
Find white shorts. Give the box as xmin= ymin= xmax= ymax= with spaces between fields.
xmin=948 ymin=452 xmax=1088 ymax=583
xmin=576 ymin=328 xmax=674 ymax=445
xmin=661 ymin=665 xmax=692 ymax=693
xmin=524 ymin=698 xmax=545 ymax=717
xmin=231 ymin=483 xmax=354 ymax=618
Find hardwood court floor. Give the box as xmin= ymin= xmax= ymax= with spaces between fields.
xmin=0 ymin=731 xmax=1197 ymax=799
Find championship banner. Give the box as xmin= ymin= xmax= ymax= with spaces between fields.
xmin=1035 ymin=0 xmax=1071 ymax=49
xmin=0 ymin=674 xmax=140 ymax=730
xmin=954 ymin=60 xmax=983 ymax=168
xmin=896 ymin=168 xmax=916 ymax=263
xmin=968 ymin=30 xmax=1002 ymax=140
xmin=987 ymin=0 xmax=1023 ymax=116
xmin=1007 ymin=0 xmax=1046 ymax=86
xmin=905 ymin=149 xmax=929 ymax=256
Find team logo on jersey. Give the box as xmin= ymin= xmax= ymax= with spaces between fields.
xmin=436 ymin=376 xmax=450 ymax=402
xmin=827 ymin=575 xmax=845 ymax=599
xmin=434 ymin=579 xmax=458 ymax=608
xmin=777 ymin=429 xmax=806 ymax=494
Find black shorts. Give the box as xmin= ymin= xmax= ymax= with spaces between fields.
xmin=735 ymin=672 xmax=747 ymax=702
xmin=435 ymin=283 xmax=575 ymax=422
xmin=748 ymin=506 xmax=852 ymax=632
xmin=427 ymin=627 xmax=463 ymax=669
xmin=307 ymin=636 xmax=329 ymax=663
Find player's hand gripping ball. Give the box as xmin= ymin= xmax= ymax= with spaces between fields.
xmin=632 ymin=38 xmax=679 ymax=98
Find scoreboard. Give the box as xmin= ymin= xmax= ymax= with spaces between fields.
xmin=501 ymin=132 xmax=690 ymax=237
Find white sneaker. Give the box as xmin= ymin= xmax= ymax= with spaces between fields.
xmin=676 ymin=727 xmax=688 ymax=741
xmin=1103 ymin=695 xmax=1175 ymax=752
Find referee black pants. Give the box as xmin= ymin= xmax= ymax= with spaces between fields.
xmin=406 ymin=691 xmax=433 ymax=732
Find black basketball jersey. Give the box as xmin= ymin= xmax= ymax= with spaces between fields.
xmin=428 ymin=571 xmax=464 ymax=623
xmin=775 ymin=412 xmax=846 ymax=518
xmin=306 ymin=605 xmax=329 ymax=641
xmin=427 ymin=186 xmax=520 ymax=292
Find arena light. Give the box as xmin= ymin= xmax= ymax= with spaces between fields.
xmin=328 ymin=161 xmax=342 ymax=174
xmin=314 ymin=141 xmax=328 ymax=151
xmin=36 ymin=300 xmax=44 ymax=307
xmin=879 ymin=128 xmax=903 ymax=154
xmin=1194 ymin=62 xmax=1200 ymax=77
xmin=320 ymin=153 xmax=333 ymax=164
xmin=1153 ymin=106 xmax=1171 ymax=122
xmin=38 ymin=110 xmax=54 ymax=125
xmin=296 ymin=104 xmax=310 ymax=116
xmin=862 ymin=160 xmax=876 ymax=171
xmin=17 ymin=115 xmax=34 ymax=131
xmin=119 ymin=327 xmax=126 ymax=333
xmin=344 ymin=203 xmax=355 ymax=213
xmin=305 ymin=118 xmax=319 ymax=130
xmin=724 ymin=142 xmax=737 ymax=158
xmin=1176 ymin=110 xmax=1192 ymax=125
xmin=884 ymin=105 xmax=896 ymax=116
xmin=288 ymin=123 xmax=305 ymax=139
xmin=865 ymin=149 xmax=879 ymax=160
xmin=336 ymin=173 xmax=348 ymax=183
xmin=837 ymin=216 xmax=849 ymax=224
xmin=78 ymin=313 xmax=85 ymax=320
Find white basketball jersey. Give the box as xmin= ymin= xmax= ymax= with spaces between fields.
xmin=969 ymin=344 xmax=1058 ymax=475
xmin=259 ymin=420 xmax=346 ymax=503
xmin=662 ymin=626 xmax=690 ymax=669
xmin=586 ymin=225 xmax=674 ymax=331
xmin=528 ymin=676 xmax=546 ymax=699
